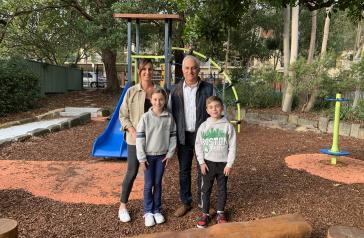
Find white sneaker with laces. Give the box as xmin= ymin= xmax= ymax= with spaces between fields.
xmin=153 ymin=213 xmax=165 ymax=224
xmin=118 ymin=208 xmax=131 ymax=222
xmin=144 ymin=213 xmax=156 ymax=227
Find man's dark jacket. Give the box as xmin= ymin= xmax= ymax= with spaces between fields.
xmin=170 ymin=79 xmax=214 ymax=145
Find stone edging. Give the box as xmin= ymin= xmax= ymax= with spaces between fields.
xmin=0 ymin=112 xmax=91 ymax=146
xmin=240 ymin=109 xmax=364 ymax=140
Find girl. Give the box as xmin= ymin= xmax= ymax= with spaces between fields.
xmin=136 ymin=88 xmax=177 ymax=227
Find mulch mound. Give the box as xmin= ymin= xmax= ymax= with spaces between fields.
xmin=0 ymin=90 xmax=363 ymax=238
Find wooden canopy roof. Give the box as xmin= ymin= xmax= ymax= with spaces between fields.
xmin=113 ymin=13 xmax=181 ymax=21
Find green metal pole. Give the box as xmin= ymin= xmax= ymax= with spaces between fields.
xmin=134 ymin=59 xmax=138 ymax=84
xmin=330 ymin=93 xmax=341 ymax=165
xmin=331 ymin=93 xmax=341 ymax=152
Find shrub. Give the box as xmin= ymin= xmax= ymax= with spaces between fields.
xmin=223 ymin=66 xmax=283 ymax=108
xmin=0 ymin=58 xmax=40 ymax=116
xmin=339 ymin=100 xmax=364 ymax=121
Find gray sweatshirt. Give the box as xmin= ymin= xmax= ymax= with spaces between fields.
xmin=195 ymin=117 xmax=236 ymax=167
xmin=136 ymin=108 xmax=177 ymax=162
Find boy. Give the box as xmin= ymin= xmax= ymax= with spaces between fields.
xmin=195 ymin=96 xmax=236 ymax=228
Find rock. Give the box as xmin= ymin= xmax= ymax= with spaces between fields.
xmin=68 ymin=118 xmax=81 ymax=127
xmin=359 ymin=127 xmax=364 ymax=140
xmin=0 ymin=121 xmax=20 ymax=129
xmin=28 ymin=128 xmax=49 ymax=137
xmin=297 ymin=118 xmax=318 ymax=128
xmin=0 ymin=218 xmax=18 ymax=238
xmin=132 ymin=214 xmax=312 ymax=238
xmin=240 ymin=108 xmax=247 ymax=120
xmin=350 ymin=124 xmax=361 ymax=138
xmin=245 ymin=112 xmax=259 ymax=121
xmin=339 ymin=123 xmax=351 ymax=137
xmin=14 ymin=134 xmax=31 ymax=142
xmin=319 ymin=117 xmax=330 ymax=133
xmin=327 ymin=225 xmax=364 ymax=238
xmin=47 ymin=124 xmax=61 ymax=133
xmin=272 ymin=114 xmax=288 ymax=124
xmin=78 ymin=112 xmax=91 ymax=124
xmin=327 ymin=121 xmax=334 ymax=134
xmin=97 ymin=108 xmax=111 ymax=117
xmin=288 ymin=115 xmax=299 ymax=125
xmin=259 ymin=113 xmax=272 ymax=121
xmin=17 ymin=118 xmax=36 ymax=125
xmin=58 ymin=121 xmax=70 ymax=129
xmin=295 ymin=125 xmax=320 ymax=133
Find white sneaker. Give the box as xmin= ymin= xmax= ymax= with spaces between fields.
xmin=144 ymin=213 xmax=155 ymax=227
xmin=118 ymin=208 xmax=131 ymax=222
xmin=153 ymin=213 xmax=165 ymax=224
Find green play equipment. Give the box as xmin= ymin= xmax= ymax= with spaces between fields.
xmin=320 ymin=93 xmax=350 ymax=165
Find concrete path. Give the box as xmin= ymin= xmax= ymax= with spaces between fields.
xmin=0 ymin=118 xmax=70 ymax=141
xmin=0 ymin=107 xmax=101 ymax=143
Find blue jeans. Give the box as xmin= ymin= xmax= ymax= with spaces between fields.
xmin=143 ymin=155 xmax=165 ymax=214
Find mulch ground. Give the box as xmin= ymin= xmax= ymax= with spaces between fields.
xmin=0 ymin=89 xmax=363 ymax=238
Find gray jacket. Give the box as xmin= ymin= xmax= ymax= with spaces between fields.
xmin=136 ymin=108 xmax=177 ymax=162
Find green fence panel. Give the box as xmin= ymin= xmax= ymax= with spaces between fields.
xmin=67 ymin=68 xmax=82 ymax=91
xmin=43 ymin=64 xmax=67 ymax=93
xmin=27 ymin=61 xmax=46 ymax=96
xmin=26 ymin=60 xmax=82 ymax=95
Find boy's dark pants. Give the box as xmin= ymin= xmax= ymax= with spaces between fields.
xmin=200 ymin=160 xmax=228 ymax=214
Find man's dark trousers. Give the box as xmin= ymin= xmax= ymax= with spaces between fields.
xmin=177 ymin=131 xmax=202 ymax=206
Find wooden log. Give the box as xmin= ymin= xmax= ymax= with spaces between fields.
xmin=0 ymin=218 xmax=18 ymax=238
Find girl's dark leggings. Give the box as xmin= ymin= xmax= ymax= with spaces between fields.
xmin=120 ymin=144 xmax=139 ymax=203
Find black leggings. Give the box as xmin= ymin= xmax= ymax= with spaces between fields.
xmin=120 ymin=145 xmax=139 ymax=203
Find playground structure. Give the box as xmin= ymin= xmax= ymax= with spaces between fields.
xmin=92 ymin=14 xmax=241 ymax=158
xmin=319 ymin=93 xmax=350 ymax=165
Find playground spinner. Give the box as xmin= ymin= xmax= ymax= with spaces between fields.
xmin=320 ymin=93 xmax=350 ymax=165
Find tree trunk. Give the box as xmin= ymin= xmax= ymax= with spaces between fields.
xmin=281 ymin=4 xmax=291 ymax=108
xmin=304 ymin=7 xmax=332 ymax=112
xmin=353 ymin=42 xmax=364 ymax=109
xmin=307 ymin=10 xmax=317 ymax=64
xmin=282 ymin=3 xmax=299 ymax=113
xmin=354 ymin=21 xmax=362 ymax=52
xmin=302 ymin=10 xmax=318 ymax=112
xmin=101 ymin=48 xmax=119 ymax=92
xmin=320 ymin=7 xmax=332 ymax=56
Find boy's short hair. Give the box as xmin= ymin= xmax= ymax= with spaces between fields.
xmin=206 ymin=96 xmax=223 ymax=107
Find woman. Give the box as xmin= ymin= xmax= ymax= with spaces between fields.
xmin=118 ymin=59 xmax=156 ymax=222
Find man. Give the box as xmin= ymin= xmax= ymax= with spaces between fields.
xmin=169 ymin=55 xmax=214 ymax=217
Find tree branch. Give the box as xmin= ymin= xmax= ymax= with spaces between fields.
xmin=62 ymin=0 xmax=94 ymax=21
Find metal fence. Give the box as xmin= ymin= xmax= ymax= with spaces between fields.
xmin=27 ymin=60 xmax=82 ymax=96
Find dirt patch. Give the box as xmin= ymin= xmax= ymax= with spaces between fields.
xmin=0 ymin=160 xmax=144 ymax=205
xmin=285 ymin=154 xmax=364 ymax=184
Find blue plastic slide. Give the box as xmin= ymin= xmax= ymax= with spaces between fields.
xmin=92 ymin=82 xmax=131 ymax=158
